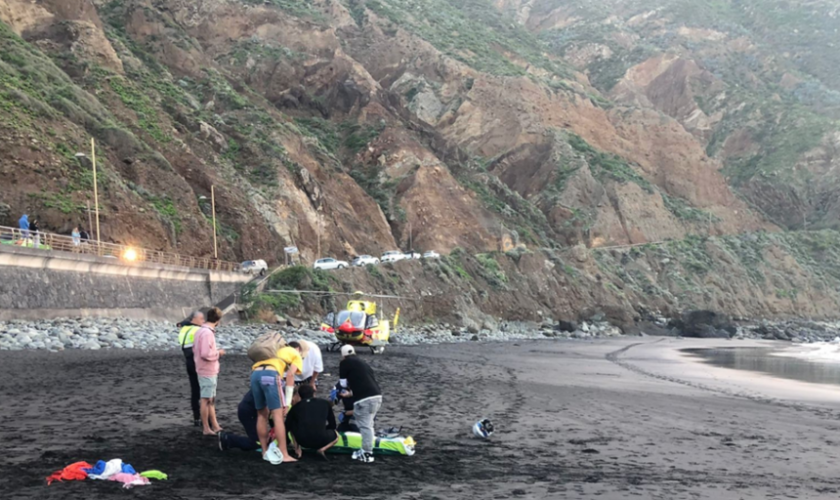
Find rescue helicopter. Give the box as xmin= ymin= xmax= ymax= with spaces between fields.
xmin=252 ymin=288 xmax=412 ymax=355
xmin=320 ymin=291 xmax=401 ymax=355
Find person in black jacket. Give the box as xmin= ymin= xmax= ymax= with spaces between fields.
xmin=339 ymin=345 xmax=382 ymax=463
xmin=286 ymin=384 xmax=338 ymax=459
xmin=176 ymin=310 xmax=205 ymax=426
xmin=29 ymin=218 xmax=40 ymax=249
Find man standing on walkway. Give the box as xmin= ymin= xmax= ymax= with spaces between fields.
xmin=18 ymin=213 xmax=29 ymax=241
xmin=29 ymin=217 xmax=39 ymax=249
xmin=194 ymin=307 xmax=225 ymax=436
xmin=293 ymin=339 xmax=323 ymax=389
xmin=339 ymin=345 xmax=382 ymax=463
xmin=177 ymin=310 xmax=204 ymax=427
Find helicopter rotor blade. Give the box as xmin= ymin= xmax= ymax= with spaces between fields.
xmin=261 ymin=289 xmax=427 ymax=301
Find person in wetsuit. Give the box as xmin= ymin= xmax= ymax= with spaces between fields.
xmin=286 ymin=384 xmax=339 ymax=459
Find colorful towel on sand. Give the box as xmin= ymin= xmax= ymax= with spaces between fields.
xmin=140 ymin=470 xmax=168 ymax=480
xmin=84 ymin=459 xmax=138 ymax=479
xmin=48 ymin=460 xmax=162 ymax=488
xmin=46 ymin=461 xmax=92 ymax=485
xmin=109 ymin=472 xmax=150 ymax=489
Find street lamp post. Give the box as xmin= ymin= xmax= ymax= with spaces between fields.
xmin=317 ymin=211 xmax=321 ymax=260
xmin=75 ymin=142 xmax=101 ymax=254
xmin=91 ymin=139 xmax=100 ymax=246
xmin=199 ymin=191 xmax=218 ymax=259
xmin=211 ymin=185 xmax=218 ymax=259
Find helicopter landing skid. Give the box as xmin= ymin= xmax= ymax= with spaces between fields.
xmin=326 ymin=341 xmax=385 ymax=354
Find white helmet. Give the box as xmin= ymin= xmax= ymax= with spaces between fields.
xmin=472 ymin=418 xmax=494 ymax=438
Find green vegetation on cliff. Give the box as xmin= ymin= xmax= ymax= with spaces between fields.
xmin=363 ymin=0 xmax=571 ymax=79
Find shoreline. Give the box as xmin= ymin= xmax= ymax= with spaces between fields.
xmin=619 ymin=337 xmax=840 ymax=409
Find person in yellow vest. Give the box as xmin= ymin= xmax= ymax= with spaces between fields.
xmin=176 ymin=310 xmax=205 ymax=427
xmin=250 ymin=341 xmax=308 ymax=464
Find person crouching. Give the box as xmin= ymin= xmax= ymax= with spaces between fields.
xmin=286 ymin=384 xmax=339 ymax=460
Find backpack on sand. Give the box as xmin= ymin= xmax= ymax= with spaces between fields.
xmin=248 ymin=332 xmax=286 ymax=363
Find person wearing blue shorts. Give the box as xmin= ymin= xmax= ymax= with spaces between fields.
xmin=250 ymin=344 xmax=305 ymax=464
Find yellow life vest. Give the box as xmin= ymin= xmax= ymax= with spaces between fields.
xmin=178 ymin=325 xmax=200 ymax=348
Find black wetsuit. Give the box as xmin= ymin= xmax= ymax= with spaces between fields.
xmin=286 ymin=397 xmax=337 ymax=450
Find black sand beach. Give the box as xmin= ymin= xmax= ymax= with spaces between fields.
xmin=2 ymin=338 xmax=840 ymax=499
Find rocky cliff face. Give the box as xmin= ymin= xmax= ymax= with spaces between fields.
xmin=0 ymin=0 xmax=837 ymax=323
xmin=498 ymin=0 xmax=840 ymax=231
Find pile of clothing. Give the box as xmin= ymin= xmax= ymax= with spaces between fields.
xmin=46 ymin=459 xmax=167 ymax=489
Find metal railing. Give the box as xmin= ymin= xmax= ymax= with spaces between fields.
xmin=0 ymin=225 xmax=240 ymax=272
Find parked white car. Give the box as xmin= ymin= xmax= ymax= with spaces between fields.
xmin=381 ymin=250 xmax=407 ymax=263
xmin=352 ymin=255 xmax=380 ymax=266
xmin=241 ymin=259 xmax=268 ymax=275
xmin=422 ymin=251 xmax=440 ymax=259
xmin=404 ymin=251 xmax=421 ymax=260
xmin=313 ymin=258 xmax=349 ymax=270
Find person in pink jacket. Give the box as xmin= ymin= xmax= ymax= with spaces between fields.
xmin=194 ymin=307 xmax=225 ymax=435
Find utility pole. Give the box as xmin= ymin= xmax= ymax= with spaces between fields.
xmin=91 ymin=138 xmax=101 ymax=253
xmin=211 ymin=185 xmax=218 ymax=259
xmin=408 ymin=220 xmax=412 ymax=251
xmin=316 ymin=212 xmax=321 ymax=259
xmin=85 ymin=201 xmax=93 ymax=240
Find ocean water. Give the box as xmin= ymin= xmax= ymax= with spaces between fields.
xmin=772 ymin=339 xmax=840 ymax=363
xmin=684 ymin=343 xmax=840 ymax=386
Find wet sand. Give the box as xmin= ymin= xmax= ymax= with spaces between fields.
xmin=2 ymin=338 xmax=840 ymax=499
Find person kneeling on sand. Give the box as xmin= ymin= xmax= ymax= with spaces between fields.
xmin=250 ymin=341 xmax=306 ymax=464
xmin=218 ymin=390 xmax=260 ymax=452
xmin=286 ymin=384 xmax=339 ymax=460
xmin=194 ymin=307 xmax=225 ymax=436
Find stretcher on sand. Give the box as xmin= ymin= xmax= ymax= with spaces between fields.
xmin=298 ymin=432 xmax=416 ymax=456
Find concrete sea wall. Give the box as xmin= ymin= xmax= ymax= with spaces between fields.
xmin=0 ymin=246 xmax=250 ymax=320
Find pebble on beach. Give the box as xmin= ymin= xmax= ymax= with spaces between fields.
xmin=0 ymin=317 xmax=625 ymax=352
xmin=1 ymin=317 xmax=835 ymax=352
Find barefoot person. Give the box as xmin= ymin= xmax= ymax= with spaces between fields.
xmin=177 ymin=310 xmax=205 ymax=427
xmin=286 ymin=384 xmax=339 ymax=459
xmin=339 ymin=345 xmax=382 ymax=463
xmin=194 ymin=307 xmax=225 ymax=436
xmin=251 ymin=341 xmax=306 ymax=464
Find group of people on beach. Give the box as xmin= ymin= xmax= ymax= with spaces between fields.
xmin=176 ymin=308 xmax=383 ymax=464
